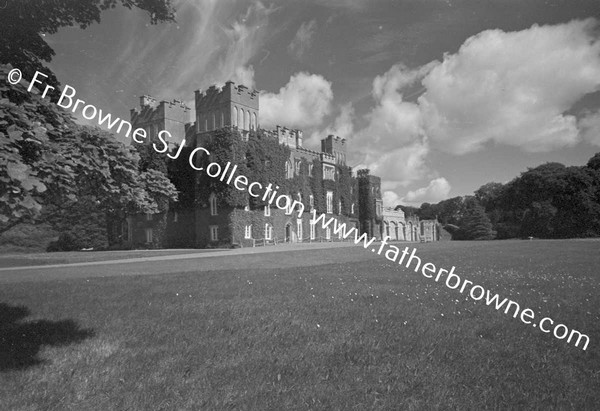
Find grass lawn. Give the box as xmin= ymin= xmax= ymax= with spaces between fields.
xmin=0 ymin=248 xmax=231 ymax=268
xmin=0 ymin=240 xmax=599 ymax=410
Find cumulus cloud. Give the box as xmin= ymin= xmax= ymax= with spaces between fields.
xmin=260 ymin=72 xmax=334 ymax=129
xmin=419 ymin=18 xmax=600 ymax=154
xmin=332 ymin=19 xmax=600 ymax=196
xmin=347 ymin=64 xmax=435 ymax=188
xmin=306 ymin=103 xmax=354 ymax=148
xmin=382 ymin=190 xmax=401 ymax=208
xmin=400 ymin=178 xmax=452 ymax=206
xmin=288 ymin=20 xmax=317 ymax=59
xmin=363 ymin=141 xmax=430 ymax=190
xmin=580 ymin=109 xmax=600 ymax=146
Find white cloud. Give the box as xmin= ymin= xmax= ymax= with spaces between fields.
xmin=288 ymin=19 xmax=317 ymax=60
xmin=260 ymin=72 xmax=334 ymax=129
xmin=363 ymin=141 xmax=430 ymax=190
xmin=306 ymin=103 xmax=354 ymax=149
xmin=346 ymin=64 xmax=435 ymax=187
xmin=580 ymin=109 xmax=600 ymax=146
xmin=419 ymin=18 xmax=600 ymax=154
xmin=400 ymin=177 xmax=452 ymax=206
xmin=382 ymin=191 xmax=401 ymax=208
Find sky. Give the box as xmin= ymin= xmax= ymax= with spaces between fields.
xmin=44 ymin=0 xmax=600 ymax=207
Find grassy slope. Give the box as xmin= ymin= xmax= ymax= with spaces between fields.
xmin=0 ymin=248 xmax=231 ymax=268
xmin=0 ymin=240 xmax=598 ymax=410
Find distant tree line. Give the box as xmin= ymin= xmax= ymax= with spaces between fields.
xmin=401 ymin=154 xmax=600 ymax=240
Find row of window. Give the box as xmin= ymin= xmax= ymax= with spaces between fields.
xmin=200 ymin=107 xmax=257 ymax=132
xmin=209 ymin=192 xmax=355 ymax=216
xmin=206 ymin=221 xmax=336 ymax=242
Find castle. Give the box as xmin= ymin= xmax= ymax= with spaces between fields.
xmin=122 ymin=81 xmax=439 ymax=248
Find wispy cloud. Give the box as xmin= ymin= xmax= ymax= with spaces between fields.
xmin=288 ymin=19 xmax=317 ymax=60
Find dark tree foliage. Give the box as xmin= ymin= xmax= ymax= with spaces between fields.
xmin=403 ymin=152 xmax=600 ymax=240
xmin=0 ymin=0 xmax=175 ymax=88
xmin=454 ymin=197 xmax=496 ymax=240
xmin=0 ymin=64 xmax=177 ymax=243
xmin=418 ymin=155 xmax=600 ymax=240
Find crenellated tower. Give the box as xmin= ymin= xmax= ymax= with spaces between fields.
xmin=194 ymin=81 xmax=259 ymax=137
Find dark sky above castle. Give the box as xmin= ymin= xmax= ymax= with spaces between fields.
xmin=45 ymin=0 xmax=600 ymax=206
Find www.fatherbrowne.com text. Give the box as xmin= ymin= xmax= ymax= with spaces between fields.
xmin=8 ymin=67 xmax=591 ymax=351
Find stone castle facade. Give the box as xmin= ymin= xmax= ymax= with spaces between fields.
xmin=123 ymin=81 xmax=439 ymax=248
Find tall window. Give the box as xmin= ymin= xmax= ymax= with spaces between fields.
xmin=351 ymin=203 xmax=355 ymax=214
xmin=338 ymin=200 xmax=342 ymax=215
xmin=285 ymin=195 xmax=294 ymax=215
xmin=210 ymin=225 xmax=219 ymax=241
xmin=297 ymin=219 xmax=303 ymax=242
xmin=209 ymin=193 xmax=218 ymax=216
xmin=264 ymin=204 xmax=271 ymax=216
xmin=326 ymin=226 xmax=331 ymax=240
xmin=309 ymin=195 xmax=314 ymax=209
xmin=245 ymin=225 xmax=252 ymax=239
xmin=145 ymin=228 xmax=153 ymax=243
xmin=244 ymin=110 xmax=250 ymax=130
xmin=264 ymin=223 xmax=272 ymax=240
xmin=211 ymin=112 xmax=216 ymax=130
xmin=238 ymin=108 xmax=243 ymax=129
xmin=308 ymin=164 xmax=313 ymax=176
xmin=220 ymin=111 xmax=224 ymax=127
xmin=252 ymin=112 xmax=257 ymax=130
xmin=233 ymin=107 xmax=238 ymax=127
xmin=326 ymin=191 xmax=333 ymax=214
xmin=310 ymin=221 xmax=315 ymax=240
xmin=173 ymin=211 xmax=178 ymax=222
xmin=295 ymin=160 xmax=301 ymax=175
xmin=286 ymin=160 xmax=293 ymax=179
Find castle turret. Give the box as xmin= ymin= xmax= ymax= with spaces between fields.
xmin=194 ymin=81 xmax=259 ymax=135
xmin=130 ymin=95 xmax=190 ymax=146
xmin=321 ymin=135 xmax=347 ymax=165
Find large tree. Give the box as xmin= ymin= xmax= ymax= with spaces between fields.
xmin=0 ymin=0 xmax=175 ymax=87
xmin=0 ymin=65 xmax=177 ymax=238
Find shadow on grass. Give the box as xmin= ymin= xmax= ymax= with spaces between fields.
xmin=0 ymin=302 xmax=94 ymax=371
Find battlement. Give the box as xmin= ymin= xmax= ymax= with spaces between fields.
xmin=130 ymin=95 xmax=190 ymax=146
xmin=195 ymin=81 xmax=259 ymax=133
xmin=321 ymin=134 xmax=347 ymax=165
xmin=320 ymin=152 xmax=336 ymax=164
xmin=274 ymin=125 xmax=303 ymax=148
xmin=383 ymin=207 xmax=405 ymax=219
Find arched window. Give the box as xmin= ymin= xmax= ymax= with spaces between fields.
xmin=233 ymin=107 xmax=238 ymax=127
xmin=209 ymin=193 xmax=217 ymax=216
xmin=221 ymin=111 xmax=224 ymax=127
xmin=238 ymin=108 xmax=243 ymax=130
xmin=286 ymin=160 xmax=293 ymax=179
xmin=252 ymin=112 xmax=257 ymax=130
xmin=244 ymin=110 xmax=250 ymax=130
xmin=351 ymin=203 xmax=355 ymax=214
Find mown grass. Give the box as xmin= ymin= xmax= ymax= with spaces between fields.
xmin=0 ymin=240 xmax=599 ymax=410
xmin=0 ymin=248 xmax=229 ymax=268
